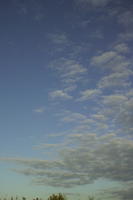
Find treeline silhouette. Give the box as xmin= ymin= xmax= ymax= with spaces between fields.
xmin=0 ymin=193 xmax=95 ymax=200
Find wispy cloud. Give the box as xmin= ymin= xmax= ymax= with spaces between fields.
xmin=33 ymin=107 xmax=45 ymax=113
xmin=119 ymin=32 xmax=133 ymax=42
xmin=13 ymin=0 xmax=45 ymax=21
xmin=91 ymin=51 xmax=116 ymax=66
xmin=103 ymin=183 xmax=133 ymax=200
xmin=50 ymin=58 xmax=87 ymax=87
xmin=48 ymin=33 xmax=69 ymax=45
xmin=77 ymin=89 xmax=101 ymax=101
xmin=49 ymin=90 xmax=73 ymax=100
xmin=91 ymin=50 xmax=130 ymax=72
xmin=114 ymin=43 xmax=129 ymax=54
xmin=118 ymin=10 xmax=133 ymax=27
xmin=117 ymin=8 xmax=133 ymax=42
xmin=103 ymin=94 xmax=128 ymax=107
xmin=98 ymin=94 xmax=133 ymax=135
xmin=98 ymin=71 xmax=132 ymax=89
xmin=59 ymin=110 xmax=86 ymax=123
xmin=75 ymin=0 xmax=111 ymax=8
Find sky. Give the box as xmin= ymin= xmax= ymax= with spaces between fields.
xmin=0 ymin=0 xmax=133 ymax=199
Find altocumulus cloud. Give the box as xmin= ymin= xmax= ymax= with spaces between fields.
xmin=102 ymin=182 xmax=133 ymax=200
xmin=98 ymin=70 xmax=132 ymax=89
xmin=77 ymin=89 xmax=101 ymax=101
xmin=75 ymin=0 xmax=112 ymax=7
xmin=91 ymin=50 xmax=130 ymax=72
xmin=1 ymin=134 xmax=133 ymax=188
xmin=49 ymin=90 xmax=73 ymax=100
xmin=100 ymin=95 xmax=133 ymax=135
xmin=49 ymin=58 xmax=87 ymax=87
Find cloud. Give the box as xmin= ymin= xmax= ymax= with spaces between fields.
xmin=117 ymin=98 xmax=133 ymax=135
xmin=55 ymin=110 xmax=101 ymax=134
xmin=50 ymin=58 xmax=87 ymax=86
xmin=91 ymin=50 xmax=130 ymax=72
xmin=103 ymin=95 xmax=128 ymax=107
xmin=33 ymin=107 xmax=45 ymax=113
xmin=1 ymin=134 xmax=133 ymax=188
xmin=118 ymin=10 xmax=133 ymax=27
xmin=34 ymin=142 xmax=67 ymax=150
xmin=13 ymin=0 xmax=45 ymax=21
xmin=48 ymin=33 xmax=69 ymax=45
xmin=61 ymin=134 xmax=133 ymax=183
xmin=117 ymin=9 xmax=133 ymax=42
xmin=127 ymin=89 xmax=133 ymax=98
xmin=114 ymin=43 xmax=129 ymax=54
xmin=0 ymin=157 xmax=64 ymax=169
xmin=64 ymin=85 xmax=77 ymax=92
xmin=114 ymin=188 xmax=133 ymax=200
xmin=75 ymin=0 xmax=111 ymax=7
xmin=49 ymin=90 xmax=72 ymax=100
xmin=99 ymin=94 xmax=133 ymax=135
xmin=91 ymin=51 xmax=116 ymax=65
xmin=98 ymin=71 xmax=132 ymax=89
xmin=103 ymin=183 xmax=133 ymax=200
xmin=60 ymin=111 xmax=86 ymax=123
xmin=92 ymin=114 xmax=107 ymax=121
xmin=119 ymin=32 xmax=133 ymax=41
xmin=77 ymin=89 xmax=101 ymax=101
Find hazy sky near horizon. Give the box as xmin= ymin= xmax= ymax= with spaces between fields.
xmin=0 ymin=0 xmax=133 ymax=199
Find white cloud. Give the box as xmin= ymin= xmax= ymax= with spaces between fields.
xmin=114 ymin=43 xmax=129 ymax=54
xmin=91 ymin=51 xmax=116 ymax=65
xmin=55 ymin=110 xmax=101 ymax=134
xmin=92 ymin=114 xmax=107 ymax=121
xmin=61 ymin=63 xmax=86 ymax=79
xmin=34 ymin=142 xmax=67 ymax=150
xmin=77 ymin=89 xmax=101 ymax=101
xmin=91 ymin=51 xmax=130 ymax=72
xmin=100 ymin=94 xmax=133 ymax=135
xmin=50 ymin=58 xmax=87 ymax=86
xmin=117 ymin=98 xmax=133 ymax=135
xmin=98 ymin=71 xmax=132 ymax=89
xmin=49 ymin=90 xmax=72 ymax=100
xmin=75 ymin=0 xmax=111 ymax=7
xmin=103 ymin=95 xmax=128 ymax=107
xmin=60 ymin=111 xmax=86 ymax=123
xmin=1 ymin=134 xmax=133 ymax=188
xmin=64 ymin=85 xmax=77 ymax=92
xmin=100 ymin=94 xmax=128 ymax=121
xmin=33 ymin=107 xmax=45 ymax=113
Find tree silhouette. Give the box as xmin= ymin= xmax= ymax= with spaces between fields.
xmin=47 ymin=193 xmax=66 ymax=200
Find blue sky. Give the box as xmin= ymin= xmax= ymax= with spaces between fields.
xmin=0 ymin=0 xmax=133 ymax=199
